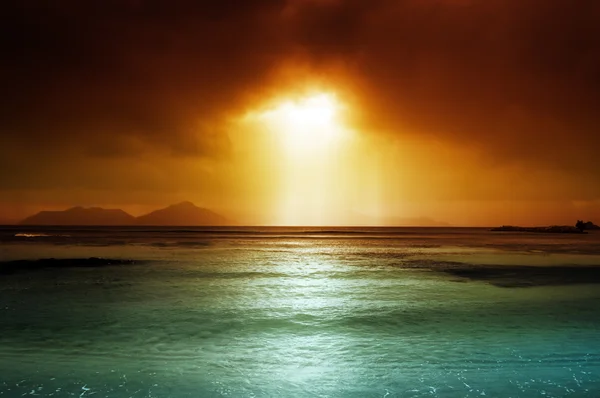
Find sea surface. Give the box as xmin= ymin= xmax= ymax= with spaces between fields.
xmin=0 ymin=226 xmax=599 ymax=397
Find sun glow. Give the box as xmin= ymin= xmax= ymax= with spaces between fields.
xmin=240 ymin=91 xmax=360 ymax=225
xmin=260 ymin=93 xmax=344 ymax=153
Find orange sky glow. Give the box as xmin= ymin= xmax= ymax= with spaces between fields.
xmin=1 ymin=1 xmax=599 ymax=226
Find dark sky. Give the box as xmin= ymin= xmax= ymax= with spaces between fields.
xmin=1 ymin=0 xmax=599 ymax=225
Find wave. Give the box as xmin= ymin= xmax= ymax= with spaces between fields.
xmin=14 ymin=233 xmax=71 ymax=238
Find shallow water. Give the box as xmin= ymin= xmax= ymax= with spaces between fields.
xmin=1 ymin=227 xmax=599 ymax=397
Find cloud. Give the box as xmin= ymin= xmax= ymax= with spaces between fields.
xmin=0 ymin=0 xmax=288 ymax=156
xmin=1 ymin=0 xmax=599 ymax=204
xmin=324 ymin=1 xmax=600 ymax=163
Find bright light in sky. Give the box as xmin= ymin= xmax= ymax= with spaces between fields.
xmin=242 ymin=92 xmax=350 ymax=224
xmin=235 ymin=90 xmax=377 ymax=225
xmin=260 ymin=93 xmax=343 ymax=154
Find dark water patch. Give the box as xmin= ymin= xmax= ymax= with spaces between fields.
xmin=148 ymin=240 xmax=212 ymax=248
xmin=67 ymin=240 xmax=131 ymax=247
xmin=148 ymin=242 xmax=170 ymax=247
xmin=485 ymin=242 xmax=600 ymax=255
xmin=0 ymin=258 xmax=145 ymax=275
xmin=443 ymin=265 xmax=600 ymax=287
xmin=400 ymin=259 xmax=468 ymax=269
xmin=176 ymin=240 xmax=212 ymax=247
xmin=400 ymin=259 xmax=600 ymax=287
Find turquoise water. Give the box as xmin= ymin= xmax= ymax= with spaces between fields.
xmin=1 ymin=227 xmax=599 ymax=397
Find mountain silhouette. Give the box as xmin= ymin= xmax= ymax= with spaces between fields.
xmin=20 ymin=207 xmax=136 ymax=225
xmin=135 ymin=202 xmax=230 ymax=226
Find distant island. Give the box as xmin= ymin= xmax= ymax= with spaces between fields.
xmin=576 ymin=220 xmax=600 ymax=231
xmin=21 ymin=207 xmax=136 ymax=226
xmin=491 ymin=220 xmax=599 ymax=234
xmin=135 ymin=201 xmax=230 ymax=226
xmin=19 ymin=201 xmax=232 ymax=226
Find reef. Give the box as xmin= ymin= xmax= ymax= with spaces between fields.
xmin=0 ymin=257 xmax=142 ymax=275
xmin=442 ymin=264 xmax=600 ymax=287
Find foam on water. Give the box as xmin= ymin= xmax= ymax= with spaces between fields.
xmin=0 ymin=227 xmax=599 ymax=397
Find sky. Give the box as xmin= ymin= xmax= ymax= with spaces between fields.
xmin=1 ymin=0 xmax=599 ymax=226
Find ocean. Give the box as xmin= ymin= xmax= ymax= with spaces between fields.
xmin=0 ymin=226 xmax=599 ymax=397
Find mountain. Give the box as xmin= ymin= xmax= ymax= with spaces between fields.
xmin=135 ymin=202 xmax=230 ymax=226
xmin=20 ymin=207 xmax=136 ymax=225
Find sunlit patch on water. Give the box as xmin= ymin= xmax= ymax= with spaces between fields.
xmin=14 ymin=233 xmax=51 ymax=238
